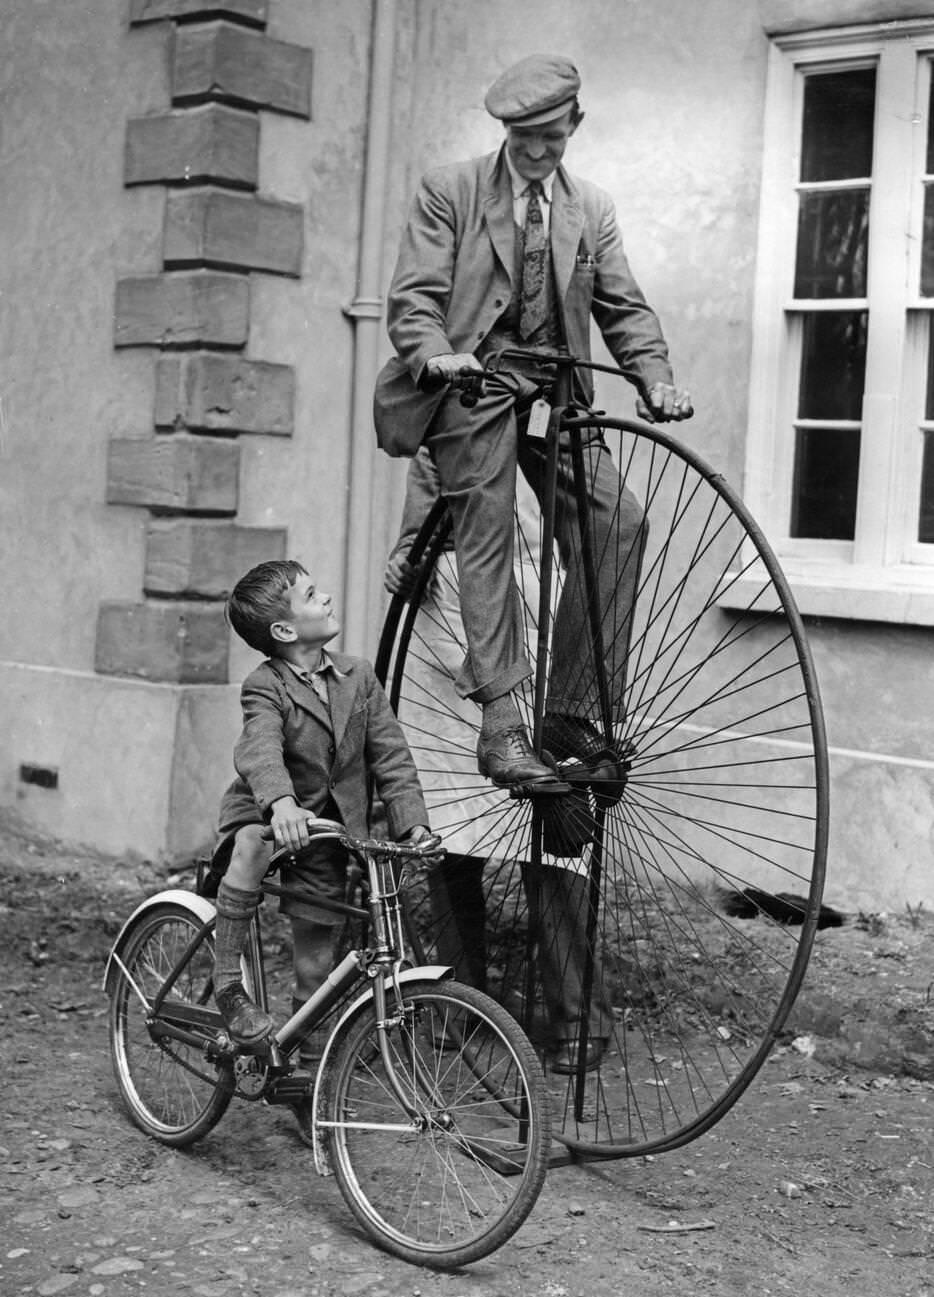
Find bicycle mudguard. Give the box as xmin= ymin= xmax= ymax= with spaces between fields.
xmin=101 ymin=890 xmax=216 ymax=995
xmin=308 ymin=964 xmax=454 ymax=1176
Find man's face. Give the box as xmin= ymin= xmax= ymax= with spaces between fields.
xmin=281 ymin=573 xmax=340 ymax=647
xmin=505 ymin=109 xmax=578 ymax=182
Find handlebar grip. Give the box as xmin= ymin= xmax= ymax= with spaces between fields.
xmin=413 ymin=831 xmax=444 ymax=854
xmin=260 ymin=817 xmax=345 ymax=843
xmin=418 ymin=366 xmax=485 ymax=402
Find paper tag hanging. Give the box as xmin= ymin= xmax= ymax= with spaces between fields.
xmin=525 ymin=398 xmax=551 ymax=441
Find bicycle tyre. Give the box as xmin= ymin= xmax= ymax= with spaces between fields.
xmin=321 ymin=979 xmax=550 ymax=1268
xmin=108 ymin=902 xmax=233 ymax=1146
xmin=377 ymin=417 xmax=829 ymax=1158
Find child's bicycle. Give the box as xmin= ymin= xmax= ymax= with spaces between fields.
xmin=102 ymin=820 xmax=551 ymax=1269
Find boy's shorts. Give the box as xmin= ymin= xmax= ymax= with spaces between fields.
xmin=211 ymin=822 xmax=349 ymax=927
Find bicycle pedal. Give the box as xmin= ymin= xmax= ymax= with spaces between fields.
xmin=264 ymin=1070 xmax=314 ymax=1105
xmin=507 ymin=777 xmax=571 ymax=799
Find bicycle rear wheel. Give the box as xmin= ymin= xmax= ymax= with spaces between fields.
xmin=377 ymin=418 xmax=829 ymax=1157
xmin=321 ymin=979 xmax=550 ymax=1268
xmin=108 ymin=903 xmax=233 ymax=1146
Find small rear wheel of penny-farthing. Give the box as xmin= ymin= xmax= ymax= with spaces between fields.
xmin=377 ymin=417 xmax=829 ymax=1157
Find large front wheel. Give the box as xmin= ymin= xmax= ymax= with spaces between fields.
xmin=377 ymin=417 xmax=830 ymax=1158
xmin=321 ymin=979 xmax=550 ymax=1269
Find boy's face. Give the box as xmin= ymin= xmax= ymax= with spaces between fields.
xmin=277 ymin=573 xmax=340 ymax=648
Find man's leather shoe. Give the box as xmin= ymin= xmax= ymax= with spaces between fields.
xmin=549 ymin=1036 xmax=606 ymax=1074
xmin=542 ymin=713 xmax=611 ymax=764
xmin=215 ymin=982 xmax=274 ymax=1045
xmin=477 ymin=725 xmax=561 ymax=786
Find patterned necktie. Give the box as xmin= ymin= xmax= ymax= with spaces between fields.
xmin=519 ymin=181 xmax=548 ymax=340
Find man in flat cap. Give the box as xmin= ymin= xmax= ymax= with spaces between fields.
xmin=375 ymin=53 xmax=693 ymax=787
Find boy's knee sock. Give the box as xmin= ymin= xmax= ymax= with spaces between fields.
xmin=213 ymin=881 xmax=263 ymax=994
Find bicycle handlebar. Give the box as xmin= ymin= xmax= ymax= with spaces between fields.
xmin=262 ymin=819 xmax=444 ymax=862
xmin=433 ymin=347 xmax=648 ymax=410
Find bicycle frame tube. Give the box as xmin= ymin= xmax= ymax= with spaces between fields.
xmin=567 ymin=428 xmax=613 ymax=736
xmin=151 ymin=919 xmax=215 ymax=1017
xmin=532 ymin=405 xmax=561 ymax=750
xmin=274 ymin=948 xmax=367 ymax=1055
xmin=272 ymin=847 xmax=419 ymax=1077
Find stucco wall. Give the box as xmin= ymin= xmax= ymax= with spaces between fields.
xmin=760 ymin=0 xmax=934 ymax=32
xmin=0 ymin=2 xmax=165 ymax=674
xmin=230 ymin=0 xmax=408 ymax=680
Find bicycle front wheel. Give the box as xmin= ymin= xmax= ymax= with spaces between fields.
xmin=378 ymin=417 xmax=829 ymax=1158
xmin=321 ymin=979 xmax=550 ymax=1269
xmin=108 ymin=903 xmax=233 ymax=1146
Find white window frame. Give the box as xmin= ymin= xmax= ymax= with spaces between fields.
xmin=733 ymin=19 xmax=934 ymax=625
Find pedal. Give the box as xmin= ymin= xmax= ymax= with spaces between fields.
xmin=547 ymin=740 xmax=635 ymax=803
xmin=264 ymin=1069 xmax=315 ymax=1105
xmin=507 ymin=776 xmax=571 ymax=799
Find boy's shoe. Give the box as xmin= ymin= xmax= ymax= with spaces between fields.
xmin=215 ymin=982 xmax=274 ymax=1045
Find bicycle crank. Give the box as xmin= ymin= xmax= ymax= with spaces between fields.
xmin=233 ymin=1053 xmax=272 ymax=1098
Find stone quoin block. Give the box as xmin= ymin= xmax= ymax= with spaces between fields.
xmin=164 ymin=188 xmax=304 ymax=276
xmin=129 ymin=0 xmax=267 ymax=27
xmin=145 ymin=520 xmax=287 ymax=597
xmin=154 ymin=353 xmax=294 ymax=435
xmin=125 ymin=106 xmax=259 ymax=189
xmin=114 ymin=271 xmax=249 ymax=348
xmin=107 ymin=436 xmax=240 ymax=514
xmin=172 ymin=22 xmax=313 ymax=119
xmin=95 ymin=600 xmax=229 ymax=684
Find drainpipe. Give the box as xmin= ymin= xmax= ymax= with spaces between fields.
xmin=341 ymin=0 xmax=398 ymax=656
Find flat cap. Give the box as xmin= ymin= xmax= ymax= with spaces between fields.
xmin=484 ymin=54 xmax=581 ymax=126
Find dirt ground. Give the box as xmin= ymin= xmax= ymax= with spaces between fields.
xmin=1 ymin=815 xmax=932 ymax=1297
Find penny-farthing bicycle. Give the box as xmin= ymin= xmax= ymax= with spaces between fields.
xmin=376 ymin=349 xmax=829 ymax=1160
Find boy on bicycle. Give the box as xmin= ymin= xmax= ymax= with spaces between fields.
xmin=208 ymin=560 xmax=432 ymax=1072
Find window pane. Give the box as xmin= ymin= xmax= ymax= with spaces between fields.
xmin=921 ymin=185 xmax=934 ymax=296
xmin=919 ymin=431 xmax=934 ymax=542
xmin=920 ymin=333 xmax=934 ymax=541
xmin=798 ymin=311 xmax=868 ymax=421
xmin=925 ymin=328 xmax=934 ymax=422
xmin=795 ymin=189 xmax=869 ymax=298
xmin=791 ymin=427 xmax=860 ymax=539
xmin=801 ymin=68 xmax=876 ymax=183
xmin=926 ymin=69 xmax=934 ymax=173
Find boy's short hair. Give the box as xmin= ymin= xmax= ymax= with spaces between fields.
xmin=226 ymin=559 xmax=308 ymax=656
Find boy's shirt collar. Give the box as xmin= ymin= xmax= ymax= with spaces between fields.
xmin=281 ymin=651 xmax=345 ymax=699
